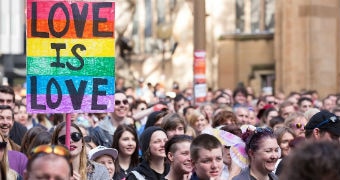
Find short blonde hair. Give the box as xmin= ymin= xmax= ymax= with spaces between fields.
xmin=187 ymin=110 xmax=206 ymax=127
xmin=284 ymin=112 xmax=305 ymax=127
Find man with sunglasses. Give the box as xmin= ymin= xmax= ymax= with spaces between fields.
xmin=91 ymin=90 xmax=168 ymax=147
xmin=91 ymin=91 xmax=130 ymax=147
xmin=305 ymin=110 xmax=340 ymax=142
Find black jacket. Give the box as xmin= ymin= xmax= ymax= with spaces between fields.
xmin=9 ymin=121 xmax=27 ymax=145
xmin=126 ymin=160 xmax=169 ymax=180
xmin=113 ymin=165 xmax=134 ymax=180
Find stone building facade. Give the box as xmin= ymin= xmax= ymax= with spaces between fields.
xmin=121 ymin=0 xmax=339 ymax=98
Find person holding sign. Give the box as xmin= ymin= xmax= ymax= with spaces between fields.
xmin=51 ymin=122 xmax=110 ymax=180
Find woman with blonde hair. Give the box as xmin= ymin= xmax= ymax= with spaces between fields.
xmin=51 ymin=122 xmax=110 ymax=180
xmin=284 ymin=112 xmax=308 ymax=137
xmin=187 ymin=110 xmax=211 ymax=135
xmin=0 ymin=133 xmax=21 ymax=179
xmin=199 ymin=103 xmax=214 ymax=123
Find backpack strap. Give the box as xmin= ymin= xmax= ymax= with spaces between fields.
xmin=130 ymin=170 xmax=146 ymax=180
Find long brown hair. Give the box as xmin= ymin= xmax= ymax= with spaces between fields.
xmin=20 ymin=126 xmax=46 ymax=156
xmin=0 ymin=133 xmax=9 ymax=173
xmin=112 ymin=124 xmax=139 ymax=173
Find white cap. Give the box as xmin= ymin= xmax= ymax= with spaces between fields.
xmin=88 ymin=146 xmax=118 ymax=161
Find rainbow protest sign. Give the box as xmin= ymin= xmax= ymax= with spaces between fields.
xmin=26 ymin=0 xmax=115 ymax=113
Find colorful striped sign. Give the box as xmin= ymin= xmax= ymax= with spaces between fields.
xmin=26 ymin=0 xmax=115 ymax=113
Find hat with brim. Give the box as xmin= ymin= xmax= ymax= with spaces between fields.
xmin=88 ymin=146 xmax=118 ymax=161
xmin=305 ymin=110 xmax=340 ymax=136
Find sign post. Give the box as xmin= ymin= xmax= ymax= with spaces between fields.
xmin=193 ymin=50 xmax=207 ymax=105
xmin=193 ymin=0 xmax=206 ymax=106
xmin=26 ymin=0 xmax=115 ymax=149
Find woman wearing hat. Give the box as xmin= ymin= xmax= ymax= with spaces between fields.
xmin=126 ymin=126 xmax=169 ymax=180
xmin=89 ymin=146 xmax=118 ymax=179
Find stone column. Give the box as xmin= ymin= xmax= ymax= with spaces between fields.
xmin=275 ymin=0 xmax=340 ymax=97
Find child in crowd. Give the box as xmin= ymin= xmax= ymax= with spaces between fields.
xmin=89 ymin=146 xmax=118 ymax=179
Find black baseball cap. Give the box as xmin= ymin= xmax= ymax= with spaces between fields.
xmin=305 ymin=110 xmax=340 ymax=136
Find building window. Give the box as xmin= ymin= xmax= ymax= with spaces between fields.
xmin=236 ymin=0 xmax=275 ymax=34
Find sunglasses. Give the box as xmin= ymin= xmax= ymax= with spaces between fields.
xmin=30 ymin=145 xmax=73 ymax=175
xmin=0 ymin=142 xmax=7 ymax=150
xmin=290 ymin=123 xmax=305 ymax=129
xmin=248 ymin=127 xmax=273 ymax=145
xmin=115 ymin=99 xmax=129 ymax=106
xmin=58 ymin=132 xmax=83 ymax=145
xmin=268 ymin=101 xmax=278 ymax=105
xmin=30 ymin=145 xmax=71 ymax=162
xmin=254 ymin=127 xmax=273 ymax=134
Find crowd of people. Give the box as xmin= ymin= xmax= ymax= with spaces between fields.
xmin=1 ymin=79 xmax=340 ymax=179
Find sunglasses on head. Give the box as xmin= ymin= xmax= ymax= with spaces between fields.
xmin=58 ymin=132 xmax=82 ymax=145
xmin=254 ymin=127 xmax=273 ymax=134
xmin=115 ymin=99 xmax=129 ymax=106
xmin=30 ymin=145 xmax=70 ymax=161
xmin=30 ymin=145 xmax=73 ymax=176
xmin=248 ymin=127 xmax=274 ymax=147
xmin=0 ymin=142 xmax=7 ymax=150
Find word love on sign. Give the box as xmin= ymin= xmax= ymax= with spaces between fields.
xmin=26 ymin=0 xmax=115 ymax=113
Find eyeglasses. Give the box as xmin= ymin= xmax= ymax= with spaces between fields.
xmin=315 ymin=116 xmax=338 ymax=128
xmin=0 ymin=142 xmax=7 ymax=150
xmin=290 ymin=123 xmax=305 ymax=129
xmin=268 ymin=101 xmax=278 ymax=105
xmin=30 ymin=145 xmax=71 ymax=163
xmin=58 ymin=132 xmax=83 ymax=145
xmin=115 ymin=99 xmax=129 ymax=106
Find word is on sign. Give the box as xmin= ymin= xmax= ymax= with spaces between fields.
xmin=26 ymin=0 xmax=115 ymax=113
